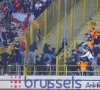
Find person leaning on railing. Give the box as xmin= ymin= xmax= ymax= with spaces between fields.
xmin=77 ymin=58 xmax=88 ymax=76
xmin=64 ymin=58 xmax=78 ymax=76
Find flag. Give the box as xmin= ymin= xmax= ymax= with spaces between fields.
xmin=11 ymin=13 xmax=35 ymax=25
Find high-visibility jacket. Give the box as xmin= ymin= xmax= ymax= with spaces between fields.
xmin=77 ymin=61 xmax=88 ymax=71
xmin=90 ymin=29 xmax=98 ymax=38
xmin=87 ymin=40 xmax=93 ymax=49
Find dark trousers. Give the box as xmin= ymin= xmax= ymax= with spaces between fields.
xmin=14 ymin=53 xmax=21 ymax=65
xmin=2 ymin=61 xmax=7 ymax=74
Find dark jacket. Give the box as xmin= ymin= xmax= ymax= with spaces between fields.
xmin=0 ymin=52 xmax=10 ymax=63
xmin=29 ymin=42 xmax=38 ymax=52
xmin=72 ymin=53 xmax=79 ymax=62
xmin=43 ymin=44 xmax=49 ymax=54
xmin=62 ymin=40 xmax=68 ymax=49
xmin=94 ymin=38 xmax=98 ymax=45
xmin=65 ymin=61 xmax=78 ymax=71
xmin=97 ymin=35 xmax=100 ymax=44
xmin=93 ymin=47 xmax=99 ymax=57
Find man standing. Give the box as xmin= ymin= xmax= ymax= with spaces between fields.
xmin=27 ymin=42 xmax=38 ymax=65
xmin=14 ymin=41 xmax=21 ymax=75
xmin=0 ymin=50 xmax=10 ymax=75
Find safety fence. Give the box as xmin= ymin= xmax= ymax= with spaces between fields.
xmin=0 ymin=65 xmax=100 ymax=76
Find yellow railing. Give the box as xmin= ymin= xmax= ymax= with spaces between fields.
xmin=1 ymin=65 xmax=100 ymax=76
xmin=57 ymin=11 xmax=100 ymax=75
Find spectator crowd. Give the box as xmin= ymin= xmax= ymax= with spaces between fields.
xmin=1 ymin=17 xmax=100 ymax=76
xmin=0 ymin=0 xmax=53 ymax=46
xmin=64 ymin=20 xmax=100 ymax=76
xmin=1 ymin=0 xmax=100 ymax=76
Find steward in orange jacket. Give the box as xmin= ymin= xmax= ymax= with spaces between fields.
xmin=77 ymin=61 xmax=88 ymax=71
xmin=90 ymin=28 xmax=98 ymax=39
xmin=87 ymin=39 xmax=93 ymax=49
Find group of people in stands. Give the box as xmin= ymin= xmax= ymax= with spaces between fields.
xmin=65 ymin=20 xmax=100 ymax=76
xmin=0 ymin=0 xmax=53 ymax=46
xmin=0 ymin=0 xmax=54 ymax=75
xmin=0 ymin=36 xmax=68 ymax=75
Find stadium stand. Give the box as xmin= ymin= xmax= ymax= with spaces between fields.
xmin=0 ymin=0 xmax=100 ymax=76
xmin=0 ymin=0 xmax=54 ymax=46
xmin=0 ymin=0 xmax=55 ymax=75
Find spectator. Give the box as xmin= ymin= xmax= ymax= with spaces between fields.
xmin=27 ymin=42 xmax=38 ymax=65
xmin=0 ymin=50 xmax=10 ymax=75
xmin=14 ymin=41 xmax=21 ymax=75
xmin=14 ymin=0 xmax=22 ymax=13
xmin=46 ymin=0 xmax=52 ymax=7
xmin=72 ymin=50 xmax=79 ymax=62
xmin=97 ymin=54 xmax=100 ymax=67
xmin=62 ymin=38 xmax=68 ymax=50
xmin=65 ymin=58 xmax=78 ymax=76
xmin=10 ymin=30 xmax=15 ymax=42
xmin=97 ymin=32 xmax=100 ymax=44
xmin=36 ymin=55 xmax=46 ymax=75
xmin=9 ymin=3 xmax=15 ymax=13
xmin=22 ymin=2 xmax=28 ymax=14
xmin=43 ymin=44 xmax=56 ymax=65
xmin=41 ymin=2 xmax=47 ymax=12
xmin=35 ymin=1 xmax=42 ymax=17
xmin=92 ymin=57 xmax=98 ymax=76
xmin=9 ymin=45 xmax=16 ymax=66
xmin=77 ymin=58 xmax=88 ymax=76
xmin=93 ymin=44 xmax=99 ymax=58
xmin=19 ymin=36 xmax=27 ymax=65
xmin=80 ymin=48 xmax=94 ymax=60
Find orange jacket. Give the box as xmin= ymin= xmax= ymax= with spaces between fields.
xmin=21 ymin=35 xmax=27 ymax=49
xmin=90 ymin=29 xmax=98 ymax=38
xmin=87 ymin=40 xmax=93 ymax=49
xmin=77 ymin=61 xmax=88 ymax=70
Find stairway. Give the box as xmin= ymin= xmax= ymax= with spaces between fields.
xmin=37 ymin=0 xmax=97 ymax=56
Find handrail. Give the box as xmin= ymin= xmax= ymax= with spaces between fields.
xmin=58 ymin=7 xmax=100 ymax=58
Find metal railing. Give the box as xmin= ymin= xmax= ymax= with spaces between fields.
xmin=0 ymin=65 xmax=100 ymax=76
